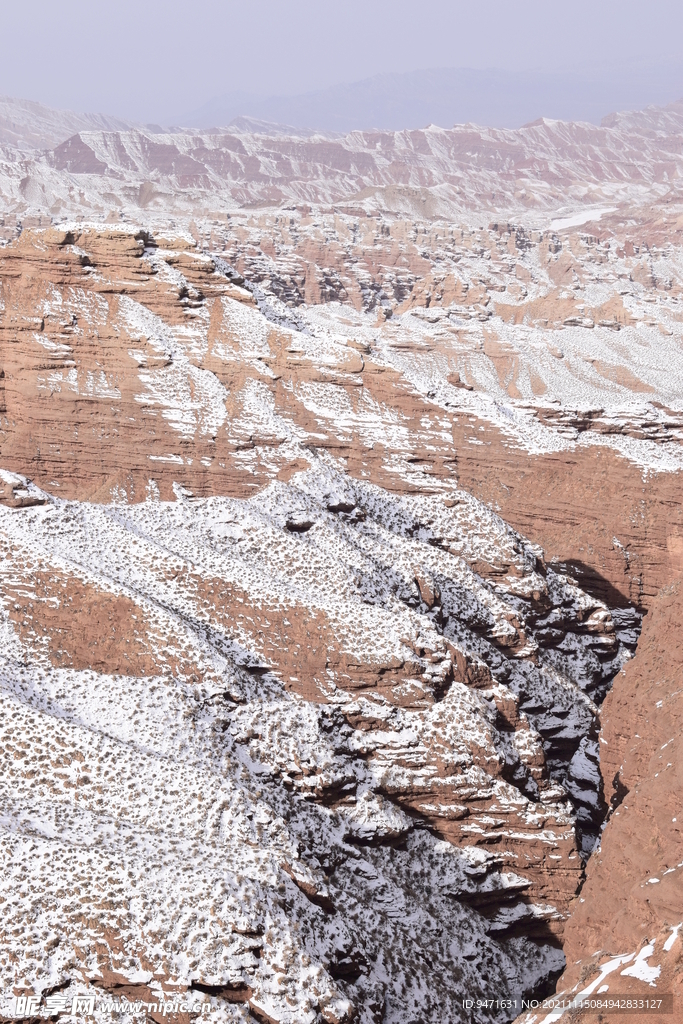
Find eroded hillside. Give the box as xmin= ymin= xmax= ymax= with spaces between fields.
xmin=0 ymin=101 xmax=682 ymax=1024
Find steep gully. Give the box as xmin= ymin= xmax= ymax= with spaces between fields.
xmin=239 ymin=219 xmax=683 ymax=1018
xmin=0 ymin=225 xmax=679 ymax=1022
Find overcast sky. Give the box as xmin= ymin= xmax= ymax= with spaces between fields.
xmin=2 ymin=0 xmax=683 ymax=125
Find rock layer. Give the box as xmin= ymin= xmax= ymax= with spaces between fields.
xmin=0 ymin=225 xmax=642 ymax=1024
xmin=1 ymin=99 xmax=683 ymax=1024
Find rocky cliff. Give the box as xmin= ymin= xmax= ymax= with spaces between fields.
xmin=0 ymin=100 xmax=682 ymax=1024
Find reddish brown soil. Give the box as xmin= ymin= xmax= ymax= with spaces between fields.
xmin=2 ymin=226 xmax=682 ymax=1014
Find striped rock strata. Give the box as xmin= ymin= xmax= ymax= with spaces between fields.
xmin=0 ymin=227 xmax=645 ymax=1024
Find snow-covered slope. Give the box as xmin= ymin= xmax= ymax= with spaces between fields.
xmin=0 ymin=96 xmax=136 ymax=152
xmin=1 ymin=99 xmax=682 ymax=1023
xmin=0 ymin=227 xmax=644 ymax=1023
xmin=2 ymin=100 xmax=683 ymax=224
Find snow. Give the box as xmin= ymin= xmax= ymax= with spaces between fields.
xmin=620 ymin=943 xmax=661 ymax=986
xmin=540 ymin=953 xmax=634 ymax=1023
xmin=664 ymin=924 xmax=681 ymax=952
xmin=0 ymin=458 xmax=638 ymax=1021
xmin=549 ymin=208 xmax=616 ymax=231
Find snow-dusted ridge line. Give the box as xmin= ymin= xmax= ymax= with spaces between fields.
xmin=4 ymin=99 xmax=683 ymax=223
xmin=1 ymin=120 xmax=678 ymax=1017
xmin=0 ymin=452 xmax=640 ymax=1022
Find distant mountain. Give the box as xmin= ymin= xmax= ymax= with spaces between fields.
xmin=0 ymin=96 xmax=136 ymax=151
xmin=3 ymin=97 xmax=683 ymax=229
xmin=4 ymin=57 xmax=683 ymax=155
xmin=182 ymin=61 xmax=683 ymax=133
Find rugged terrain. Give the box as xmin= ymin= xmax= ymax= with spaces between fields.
xmin=0 ymin=97 xmax=682 ymax=1023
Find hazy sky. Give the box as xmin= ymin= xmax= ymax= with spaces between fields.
xmin=3 ymin=0 xmax=683 ymax=123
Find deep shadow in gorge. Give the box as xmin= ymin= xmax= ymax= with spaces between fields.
xmin=451 ymin=417 xmax=682 ymax=1015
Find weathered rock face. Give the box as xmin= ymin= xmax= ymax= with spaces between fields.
xmin=0 ymin=463 xmax=634 ymax=1017
xmin=541 ymin=580 xmax=683 ymax=1024
xmin=0 ymin=225 xmax=637 ymax=1021
xmin=1 ymin=101 xmax=682 ymax=1024
xmin=4 ymin=95 xmax=683 ymax=223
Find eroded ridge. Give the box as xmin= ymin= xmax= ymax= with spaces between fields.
xmin=1 ymin=91 xmax=683 ymax=1022
xmin=0 ymin=466 xmax=637 ymax=1023
xmin=0 ymin=222 xmax=669 ymax=1024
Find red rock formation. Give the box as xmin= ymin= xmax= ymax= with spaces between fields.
xmin=1 ymin=98 xmax=683 ymax=1022
xmin=537 ymin=582 xmax=683 ymax=1023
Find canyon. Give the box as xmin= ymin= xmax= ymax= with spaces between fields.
xmin=0 ymin=96 xmax=682 ymax=1024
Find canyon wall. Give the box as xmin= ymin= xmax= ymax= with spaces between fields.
xmin=0 ymin=99 xmax=682 ymax=1023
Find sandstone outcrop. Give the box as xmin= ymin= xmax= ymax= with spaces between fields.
xmin=1 ymin=100 xmax=682 ymax=1023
